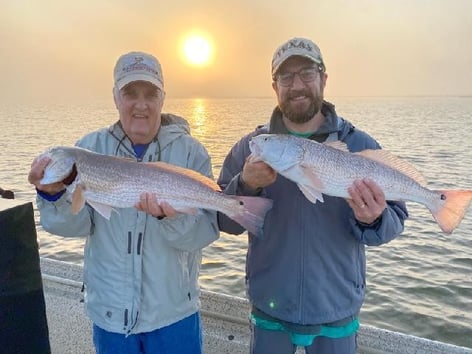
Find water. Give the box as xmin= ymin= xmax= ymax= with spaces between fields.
xmin=1 ymin=96 xmax=471 ymax=348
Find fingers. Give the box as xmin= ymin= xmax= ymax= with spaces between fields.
xmin=242 ymin=159 xmax=277 ymax=189
xmin=28 ymin=156 xmax=66 ymax=194
xmin=160 ymin=201 xmax=177 ymax=218
xmin=28 ymin=156 xmax=50 ymax=185
xmin=347 ymin=178 xmax=386 ymax=224
xmin=136 ymin=193 xmax=177 ymax=218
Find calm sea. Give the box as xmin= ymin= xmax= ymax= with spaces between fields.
xmin=1 ymin=97 xmax=471 ymax=348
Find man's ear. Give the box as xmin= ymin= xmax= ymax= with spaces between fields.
xmin=321 ymin=72 xmax=328 ymax=88
xmin=113 ymin=87 xmax=120 ymax=109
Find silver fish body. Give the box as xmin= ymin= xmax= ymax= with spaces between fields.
xmin=39 ymin=146 xmax=273 ymax=235
xmin=249 ymin=134 xmax=472 ymax=234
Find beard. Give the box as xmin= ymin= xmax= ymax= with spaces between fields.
xmin=279 ymin=89 xmax=323 ymax=124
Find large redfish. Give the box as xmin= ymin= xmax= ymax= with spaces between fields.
xmin=38 ymin=146 xmax=273 ymax=235
xmin=249 ymin=134 xmax=472 ymax=234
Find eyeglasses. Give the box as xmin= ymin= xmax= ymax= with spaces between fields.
xmin=275 ymin=66 xmax=322 ymax=87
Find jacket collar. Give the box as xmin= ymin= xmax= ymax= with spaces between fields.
xmin=107 ymin=113 xmax=191 ymax=159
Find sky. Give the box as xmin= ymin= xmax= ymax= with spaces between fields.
xmin=1 ymin=0 xmax=472 ymax=102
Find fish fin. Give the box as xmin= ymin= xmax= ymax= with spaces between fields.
xmin=323 ymin=140 xmax=350 ymax=152
xmin=146 ymin=161 xmax=221 ymax=191
xmin=87 ymin=200 xmax=117 ymax=220
xmin=71 ymin=184 xmax=86 ymax=214
xmin=228 ymin=196 xmax=273 ymax=236
xmin=297 ymin=183 xmax=324 ymax=204
xmin=356 ymin=149 xmax=428 ymax=186
xmin=295 ymin=164 xmax=325 ymax=203
xmin=429 ymin=190 xmax=472 ymax=234
xmin=173 ymin=207 xmax=199 ymax=215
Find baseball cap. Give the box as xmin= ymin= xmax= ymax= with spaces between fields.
xmin=271 ymin=37 xmax=325 ymax=78
xmin=113 ymin=51 xmax=164 ymax=91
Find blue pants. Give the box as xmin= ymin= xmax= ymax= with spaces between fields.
xmin=93 ymin=312 xmax=202 ymax=354
xmin=250 ymin=323 xmax=357 ymax=354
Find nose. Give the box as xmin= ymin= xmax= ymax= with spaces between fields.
xmin=135 ymin=95 xmax=147 ymax=109
xmin=290 ymin=72 xmax=306 ymax=89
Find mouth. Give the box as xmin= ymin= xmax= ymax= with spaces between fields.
xmin=249 ymin=139 xmax=259 ymax=154
xmin=289 ymin=94 xmax=310 ymax=102
xmin=288 ymin=90 xmax=311 ymax=101
xmin=132 ymin=113 xmax=148 ymax=119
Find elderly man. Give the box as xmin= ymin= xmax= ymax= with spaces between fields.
xmin=29 ymin=51 xmax=218 ymax=354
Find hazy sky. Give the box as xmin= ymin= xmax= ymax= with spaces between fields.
xmin=2 ymin=0 xmax=472 ymax=102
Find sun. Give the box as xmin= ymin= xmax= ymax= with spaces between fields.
xmin=181 ymin=34 xmax=213 ymax=67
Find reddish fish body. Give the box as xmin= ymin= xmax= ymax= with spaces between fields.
xmin=39 ymin=146 xmax=273 ymax=235
xmin=249 ymin=134 xmax=472 ymax=234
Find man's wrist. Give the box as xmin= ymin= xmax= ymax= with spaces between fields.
xmin=238 ymin=175 xmax=262 ymax=195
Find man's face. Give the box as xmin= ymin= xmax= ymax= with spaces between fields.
xmin=272 ymin=56 xmax=327 ymax=124
xmin=114 ymin=81 xmax=164 ymax=144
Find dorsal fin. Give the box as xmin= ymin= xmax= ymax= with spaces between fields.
xmin=356 ymin=149 xmax=427 ymax=186
xmin=146 ymin=161 xmax=221 ymax=191
xmin=323 ymin=140 xmax=350 ymax=152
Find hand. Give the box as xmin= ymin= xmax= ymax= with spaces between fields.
xmin=28 ymin=156 xmax=66 ymax=195
xmin=135 ymin=192 xmax=178 ymax=218
xmin=241 ymin=155 xmax=277 ymax=190
xmin=346 ymin=178 xmax=387 ymax=225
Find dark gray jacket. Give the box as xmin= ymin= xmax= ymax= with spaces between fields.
xmin=217 ymin=102 xmax=408 ymax=325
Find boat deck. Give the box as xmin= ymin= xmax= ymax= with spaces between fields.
xmin=41 ymin=258 xmax=471 ymax=354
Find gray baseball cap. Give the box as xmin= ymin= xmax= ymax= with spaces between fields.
xmin=114 ymin=51 xmax=164 ymax=91
xmin=271 ymin=37 xmax=325 ymax=77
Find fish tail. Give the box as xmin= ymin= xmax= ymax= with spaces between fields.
xmin=430 ymin=190 xmax=472 ymax=234
xmin=230 ymin=196 xmax=273 ymax=236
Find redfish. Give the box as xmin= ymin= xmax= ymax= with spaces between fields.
xmin=39 ymin=146 xmax=273 ymax=235
xmin=249 ymin=134 xmax=472 ymax=234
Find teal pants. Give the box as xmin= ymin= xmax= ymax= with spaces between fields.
xmin=250 ymin=322 xmax=357 ymax=354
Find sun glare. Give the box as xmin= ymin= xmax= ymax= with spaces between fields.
xmin=181 ymin=34 xmax=213 ymax=67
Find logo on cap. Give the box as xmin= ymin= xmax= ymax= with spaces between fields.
xmin=271 ymin=38 xmax=324 ymax=77
xmin=114 ymin=51 xmax=164 ymax=90
xmin=274 ymin=39 xmax=316 ymax=60
xmin=121 ymin=56 xmax=159 ymax=76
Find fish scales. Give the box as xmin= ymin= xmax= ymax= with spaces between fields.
xmin=249 ymin=134 xmax=472 ymax=234
xmin=39 ymin=146 xmax=273 ymax=236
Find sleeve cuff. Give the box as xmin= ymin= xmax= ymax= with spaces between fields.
xmin=36 ymin=188 xmax=66 ymax=202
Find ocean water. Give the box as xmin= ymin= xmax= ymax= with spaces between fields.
xmin=1 ymin=96 xmax=471 ymax=348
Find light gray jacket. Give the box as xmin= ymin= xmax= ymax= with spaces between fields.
xmin=37 ymin=114 xmax=219 ymax=334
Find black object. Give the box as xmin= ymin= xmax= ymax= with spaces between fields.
xmin=0 ymin=201 xmax=51 ymax=354
xmin=0 ymin=187 xmax=15 ymax=199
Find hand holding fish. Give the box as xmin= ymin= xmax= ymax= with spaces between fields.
xmin=241 ymin=155 xmax=277 ymax=190
xmin=28 ymin=156 xmax=66 ymax=195
xmin=346 ymin=178 xmax=387 ymax=225
xmin=135 ymin=193 xmax=178 ymax=219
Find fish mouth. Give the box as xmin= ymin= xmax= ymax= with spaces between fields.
xmin=248 ymin=139 xmax=263 ymax=161
xmin=248 ymin=139 xmax=258 ymax=154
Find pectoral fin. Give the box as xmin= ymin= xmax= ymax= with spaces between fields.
xmin=297 ymin=183 xmax=325 ymax=203
xmin=174 ymin=207 xmax=199 ymax=215
xmin=71 ymin=184 xmax=86 ymax=214
xmin=284 ymin=164 xmax=325 ymax=204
